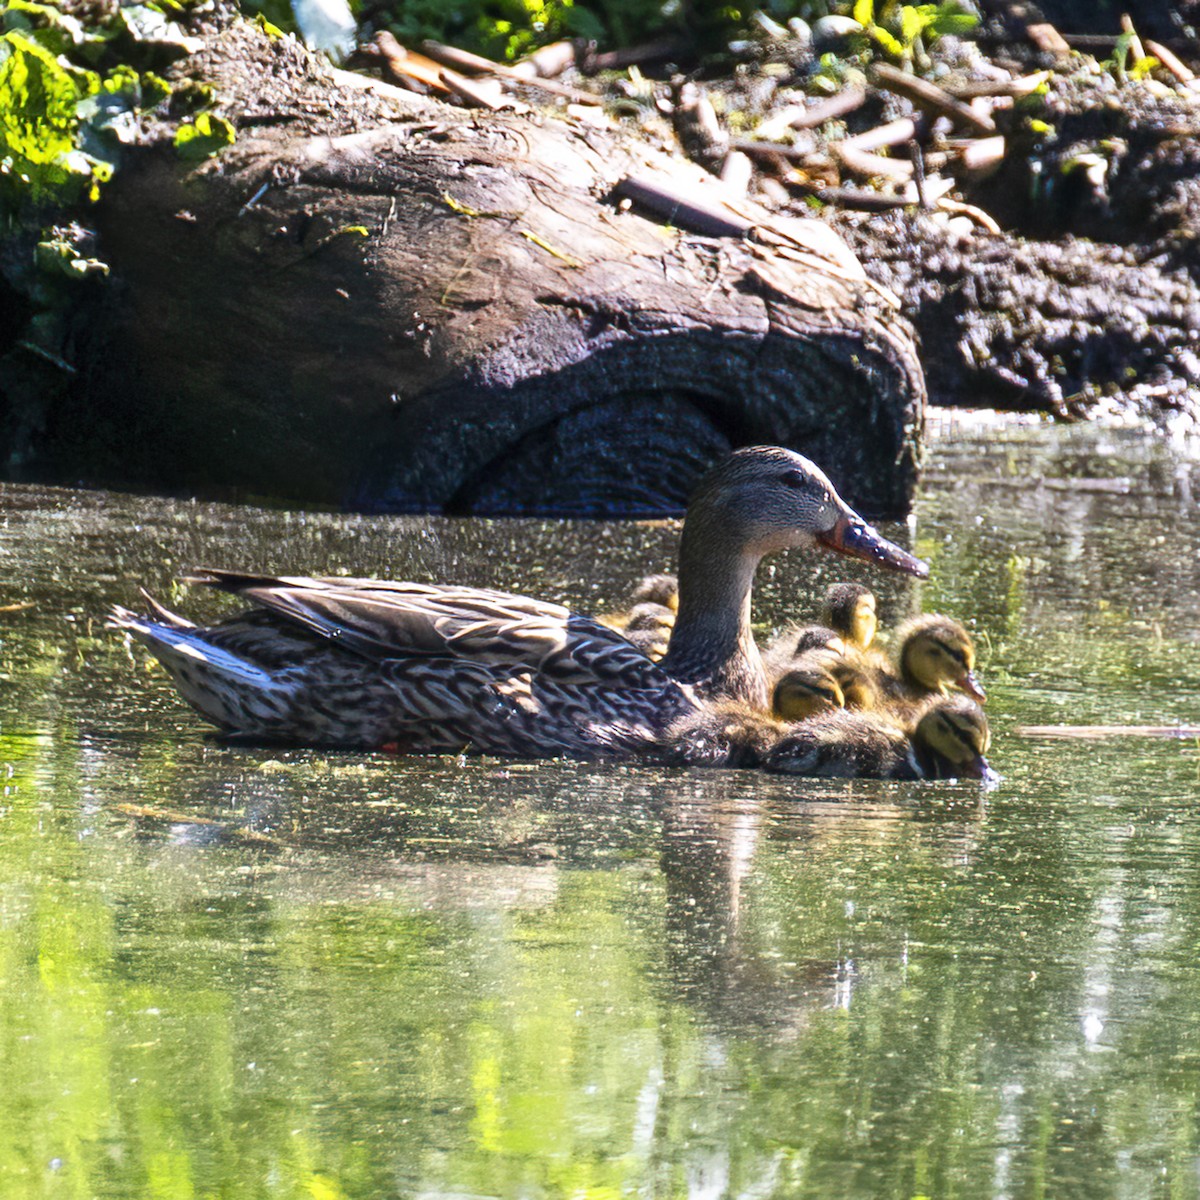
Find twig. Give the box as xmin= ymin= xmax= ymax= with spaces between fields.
xmin=870 ymin=63 xmax=996 ymax=136
xmin=615 ymin=174 xmax=753 ymax=238
xmin=832 ymin=142 xmax=914 ymax=181
xmin=1145 ymin=39 xmax=1194 ymax=84
xmin=1025 ymin=22 xmax=1072 ymax=56
xmin=840 ymin=117 xmax=917 ymax=154
xmin=580 ymin=36 xmax=690 ymax=74
xmin=936 ymin=197 xmax=1002 ymax=234
xmin=374 ymin=32 xmax=450 ymax=94
xmin=440 ymin=70 xmax=507 ymax=110
xmin=944 ymin=71 xmax=1051 ymax=99
xmin=420 ymin=38 xmax=601 ymax=105
xmin=729 ymin=135 xmax=817 ymax=161
xmin=787 ymin=88 xmax=868 ymax=130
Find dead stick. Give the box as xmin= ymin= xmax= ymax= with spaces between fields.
xmin=420 ymin=39 xmax=601 ymax=104
xmin=788 ymin=88 xmax=868 ymax=130
xmin=840 ymin=117 xmax=917 ymax=154
xmin=871 ymin=62 xmax=996 ymax=135
xmin=1145 ymin=39 xmax=1194 ymax=83
xmin=615 ymin=175 xmax=753 ymax=238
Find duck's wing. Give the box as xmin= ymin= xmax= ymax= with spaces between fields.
xmin=189 ymin=569 xmax=669 ymax=689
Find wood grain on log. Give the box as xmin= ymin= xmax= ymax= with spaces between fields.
xmin=86 ymin=21 xmax=925 ymax=518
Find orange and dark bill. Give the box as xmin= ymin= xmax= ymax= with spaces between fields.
xmin=817 ymin=513 xmax=929 ymax=580
xmin=958 ymin=670 xmax=987 ymax=704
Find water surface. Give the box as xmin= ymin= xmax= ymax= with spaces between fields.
xmin=2 ymin=414 xmax=1200 ymax=1199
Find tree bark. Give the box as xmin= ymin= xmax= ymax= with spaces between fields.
xmin=76 ymin=21 xmax=924 ymax=518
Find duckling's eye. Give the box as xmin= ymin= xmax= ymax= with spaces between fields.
xmin=932 ymin=639 xmax=967 ymax=667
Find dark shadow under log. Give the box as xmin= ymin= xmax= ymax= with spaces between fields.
xmin=75 ymin=21 xmax=924 ymax=517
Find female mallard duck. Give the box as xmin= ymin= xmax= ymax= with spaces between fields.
xmin=109 ymin=447 xmax=927 ymax=759
xmin=763 ymin=695 xmax=993 ymax=780
xmin=875 ymin=614 xmax=986 ymax=707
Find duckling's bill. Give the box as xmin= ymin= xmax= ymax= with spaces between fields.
xmin=817 ymin=513 xmax=928 ymax=579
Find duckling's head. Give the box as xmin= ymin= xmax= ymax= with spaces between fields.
xmin=791 ymin=624 xmax=846 ymax=656
xmin=912 ymin=697 xmax=993 ymax=779
xmin=897 ymin=614 xmax=986 ymax=702
xmin=684 ymin=448 xmax=928 ymax=577
xmin=624 ymin=602 xmax=675 ymax=633
xmin=822 ymin=582 xmax=878 ymax=650
xmin=629 ymin=574 xmax=679 ymax=613
xmin=773 ymin=659 xmax=845 ymax=722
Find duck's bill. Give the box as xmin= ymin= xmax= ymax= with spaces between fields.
xmin=818 ymin=514 xmax=929 ymax=579
xmin=957 ymin=670 xmax=987 ymax=704
xmin=962 ymin=753 xmax=1000 ymax=784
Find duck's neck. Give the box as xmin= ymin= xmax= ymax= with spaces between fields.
xmin=660 ymin=520 xmax=769 ymax=709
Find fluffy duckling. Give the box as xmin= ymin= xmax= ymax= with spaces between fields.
xmin=877 ymin=614 xmax=986 ymax=707
xmin=763 ymin=695 xmax=993 ymax=780
xmin=599 ymin=573 xmax=679 ymax=660
xmin=772 ymin=657 xmax=845 ymax=722
xmin=822 ymin=582 xmax=878 ymax=652
xmin=659 ymin=700 xmax=788 ymax=769
xmin=629 ymin=573 xmax=679 ymax=613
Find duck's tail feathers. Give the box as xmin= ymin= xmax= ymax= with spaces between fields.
xmin=108 ymin=606 xmax=285 ymax=730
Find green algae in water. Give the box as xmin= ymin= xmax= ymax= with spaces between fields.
xmin=2 ymin=414 xmax=1200 ymax=1198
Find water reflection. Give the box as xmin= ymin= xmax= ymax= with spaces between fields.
xmin=2 ymin=414 xmax=1200 ymax=1197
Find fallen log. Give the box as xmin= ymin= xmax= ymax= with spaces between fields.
xmin=66 ymin=19 xmax=924 ymax=518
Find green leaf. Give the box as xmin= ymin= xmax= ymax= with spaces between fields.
xmin=870 ymin=25 xmax=905 ymax=56
xmin=35 ymin=238 xmax=110 ymax=279
xmin=173 ymin=111 xmax=235 ymax=160
xmin=900 ymin=6 xmax=931 ymax=45
xmin=0 ymin=29 xmax=98 ymax=206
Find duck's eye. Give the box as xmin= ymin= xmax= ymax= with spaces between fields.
xmin=780 ymin=469 xmax=809 ymax=490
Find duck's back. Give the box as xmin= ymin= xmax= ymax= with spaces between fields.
xmin=112 ymin=573 xmax=696 ymax=758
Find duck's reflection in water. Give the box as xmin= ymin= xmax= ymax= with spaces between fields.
xmin=92 ymin=740 xmax=986 ymax=1042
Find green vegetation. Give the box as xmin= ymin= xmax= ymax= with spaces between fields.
xmin=851 ymin=0 xmax=978 ymax=64
xmin=0 ymin=0 xmax=209 ymax=226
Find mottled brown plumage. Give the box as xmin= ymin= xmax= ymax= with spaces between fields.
xmin=110 ymin=447 xmax=928 ymax=759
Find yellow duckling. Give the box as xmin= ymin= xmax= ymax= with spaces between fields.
xmin=598 ymin=573 xmax=678 ymax=661
xmin=877 ymin=614 xmax=986 ymax=706
xmin=821 ymin=581 xmax=878 ymax=652
xmin=772 ymin=657 xmax=845 ymax=722
xmin=763 ymin=695 xmax=993 ymax=780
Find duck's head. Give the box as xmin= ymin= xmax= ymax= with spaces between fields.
xmin=913 ymin=697 xmax=994 ymax=780
xmin=823 ymin=582 xmax=878 ymax=650
xmin=773 ymin=659 xmax=845 ymax=721
xmin=897 ymin=614 xmax=986 ymax=702
xmin=685 ymin=447 xmax=928 ymax=577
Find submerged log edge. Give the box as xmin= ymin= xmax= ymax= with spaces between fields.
xmin=74 ymin=21 xmax=925 ymax=520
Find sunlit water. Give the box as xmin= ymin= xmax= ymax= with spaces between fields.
xmin=2 ymin=413 xmax=1200 ymax=1199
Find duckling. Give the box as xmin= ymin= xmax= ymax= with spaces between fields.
xmin=763 ymin=696 xmax=992 ymax=780
xmin=659 ymin=700 xmax=788 ymax=768
xmin=621 ymin=602 xmax=675 ymax=660
xmin=876 ymin=614 xmax=986 ymax=707
xmin=629 ymin=573 xmax=679 ymax=613
xmin=773 ymin=643 xmax=882 ymax=716
xmin=772 ymin=657 xmax=845 ymax=722
xmin=598 ymin=573 xmax=678 ymax=660
xmin=822 ymin=581 xmax=878 ymax=652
